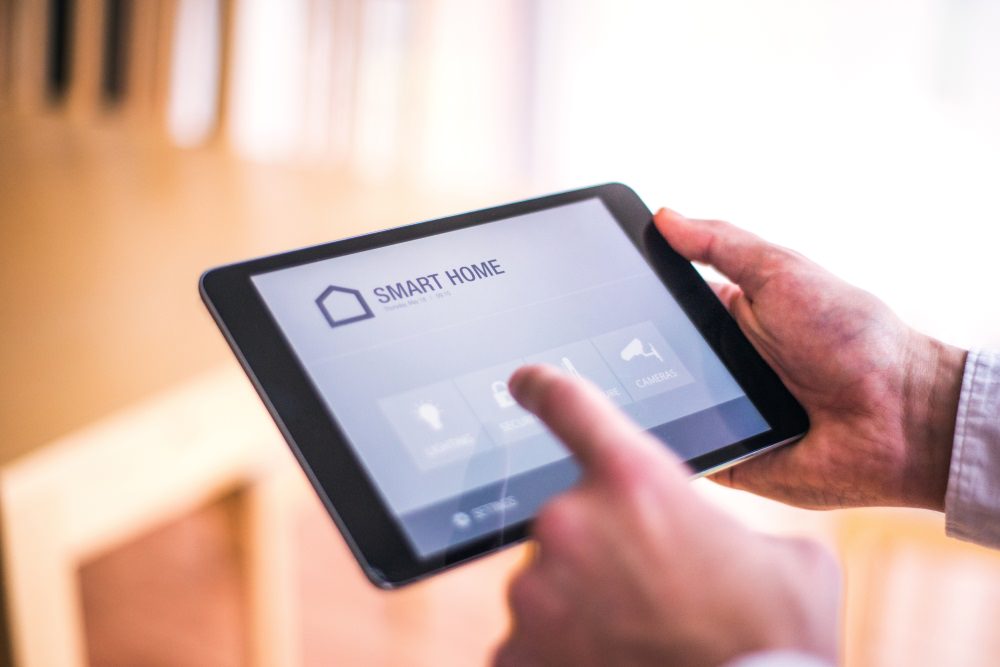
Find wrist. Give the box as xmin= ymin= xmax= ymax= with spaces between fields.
xmin=901 ymin=333 xmax=967 ymax=511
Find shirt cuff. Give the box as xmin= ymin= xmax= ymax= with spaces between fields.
xmin=945 ymin=349 xmax=1000 ymax=547
xmin=723 ymin=650 xmax=833 ymax=667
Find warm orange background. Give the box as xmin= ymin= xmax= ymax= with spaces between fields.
xmin=3 ymin=2 xmax=1000 ymax=666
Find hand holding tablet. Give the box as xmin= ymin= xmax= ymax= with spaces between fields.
xmin=200 ymin=184 xmax=808 ymax=587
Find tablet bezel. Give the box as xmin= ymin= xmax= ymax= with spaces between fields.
xmin=200 ymin=183 xmax=809 ymax=588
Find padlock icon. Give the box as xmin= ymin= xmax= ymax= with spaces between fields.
xmin=492 ymin=380 xmax=515 ymax=408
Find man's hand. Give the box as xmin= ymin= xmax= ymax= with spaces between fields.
xmin=494 ymin=365 xmax=839 ymax=667
xmin=655 ymin=208 xmax=967 ymax=511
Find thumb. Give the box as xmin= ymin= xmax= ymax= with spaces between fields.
xmin=508 ymin=364 xmax=686 ymax=486
xmin=653 ymin=207 xmax=785 ymax=300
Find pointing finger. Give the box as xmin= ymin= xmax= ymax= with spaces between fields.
xmin=508 ymin=364 xmax=683 ymax=485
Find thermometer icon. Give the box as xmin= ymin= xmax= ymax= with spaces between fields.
xmin=561 ymin=356 xmax=583 ymax=379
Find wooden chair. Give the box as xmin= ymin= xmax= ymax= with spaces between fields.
xmin=0 ymin=368 xmax=303 ymax=666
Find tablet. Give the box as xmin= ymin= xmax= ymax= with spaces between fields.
xmin=201 ymin=183 xmax=808 ymax=588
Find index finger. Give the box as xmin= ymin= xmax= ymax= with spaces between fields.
xmin=508 ymin=364 xmax=683 ymax=485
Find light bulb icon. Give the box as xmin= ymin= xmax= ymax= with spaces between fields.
xmin=415 ymin=401 xmax=444 ymax=431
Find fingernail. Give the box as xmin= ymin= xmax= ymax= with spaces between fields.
xmin=508 ymin=365 xmax=546 ymax=411
xmin=507 ymin=366 xmax=533 ymax=399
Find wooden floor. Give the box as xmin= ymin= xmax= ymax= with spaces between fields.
xmin=79 ymin=489 xmax=524 ymax=667
xmin=80 ymin=500 xmax=249 ymax=667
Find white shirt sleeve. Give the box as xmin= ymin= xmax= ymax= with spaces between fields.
xmin=945 ymin=349 xmax=1000 ymax=547
xmin=723 ymin=650 xmax=833 ymax=667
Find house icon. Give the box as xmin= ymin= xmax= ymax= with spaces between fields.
xmin=315 ymin=285 xmax=375 ymax=328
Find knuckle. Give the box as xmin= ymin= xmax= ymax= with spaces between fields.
xmin=761 ymin=246 xmax=794 ymax=272
xmin=507 ymin=572 xmax=539 ymax=619
xmin=532 ymin=495 xmax=583 ymax=546
xmin=507 ymin=569 xmax=572 ymax=639
xmin=492 ymin=641 xmax=524 ymax=667
xmin=762 ymin=263 xmax=810 ymax=299
xmin=763 ymin=244 xmax=810 ymax=277
xmin=618 ymin=475 xmax=665 ymax=527
xmin=601 ymin=435 xmax=674 ymax=497
xmin=603 ymin=449 xmax=649 ymax=496
xmin=492 ymin=648 xmax=511 ymax=667
xmin=507 ymin=568 xmax=567 ymax=631
xmin=704 ymin=218 xmax=735 ymax=234
xmin=717 ymin=281 xmax=741 ymax=302
xmin=698 ymin=219 xmax=729 ymax=256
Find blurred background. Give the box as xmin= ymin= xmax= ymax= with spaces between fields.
xmin=2 ymin=0 xmax=1000 ymax=665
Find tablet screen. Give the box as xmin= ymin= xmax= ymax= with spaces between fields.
xmin=251 ymin=198 xmax=768 ymax=557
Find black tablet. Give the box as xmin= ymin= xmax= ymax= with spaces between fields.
xmin=201 ymin=183 xmax=808 ymax=588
